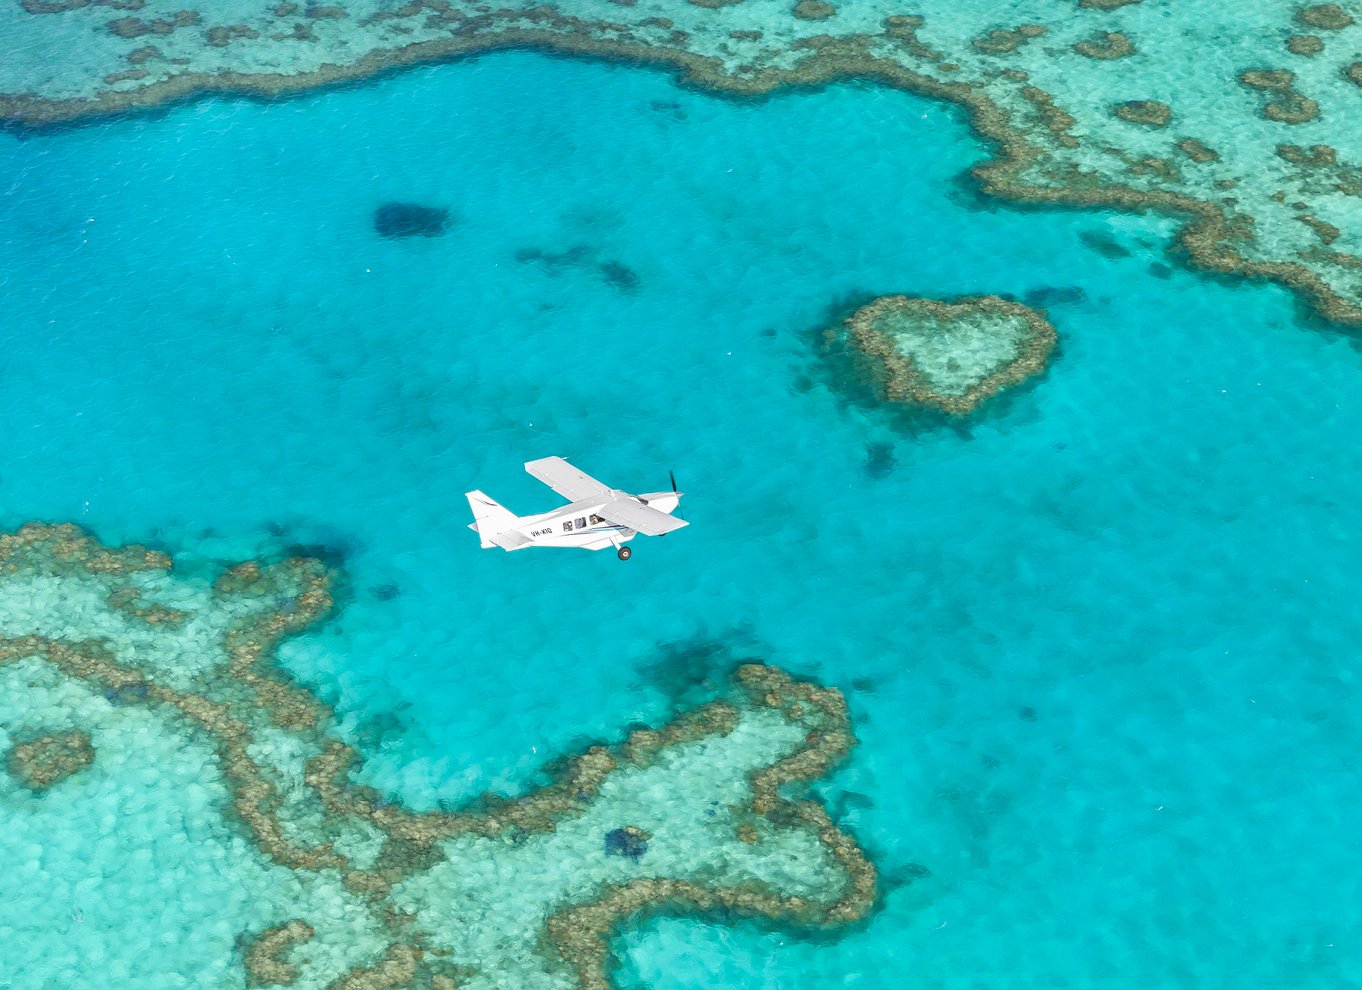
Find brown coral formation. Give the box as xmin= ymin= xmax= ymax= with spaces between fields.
xmin=204 ymin=24 xmax=261 ymax=47
xmin=0 ymin=522 xmax=874 ymax=988
xmin=792 ymin=0 xmax=835 ymax=20
xmin=1277 ymin=142 xmax=1338 ymax=167
xmin=881 ymin=15 xmax=940 ymax=59
xmin=1073 ymin=31 xmax=1135 ymax=59
xmin=104 ymin=68 xmax=149 ymax=84
xmin=1020 ymin=86 xmax=1079 ymax=148
xmin=1238 ymin=68 xmax=1320 ymax=123
xmin=1295 ymin=3 xmax=1355 ymax=29
xmin=126 ymin=44 xmax=161 ymax=64
xmin=107 ymin=10 xmax=199 ymax=37
xmin=1298 ymin=214 xmax=1341 ymax=243
xmin=844 ymin=295 xmax=1058 ymax=415
xmin=972 ymin=25 xmax=1046 ymax=54
xmin=243 ymin=920 xmax=316 ymax=987
xmin=547 ymin=665 xmax=873 ymax=990
xmin=1112 ymin=99 xmax=1171 ymax=127
xmin=2 ymin=0 xmax=1360 ymax=334
xmin=20 ymin=9 xmax=1340 ymax=330
xmin=106 ymin=586 xmax=189 ymax=627
xmin=6 ymin=729 xmax=95 ymax=790
xmin=1176 ymin=138 xmax=1220 ymax=163
xmin=1287 ymin=34 xmax=1325 ymax=55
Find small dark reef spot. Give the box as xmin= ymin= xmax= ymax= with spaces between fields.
xmin=374 ymin=202 xmax=450 ymax=239
xmin=863 ymin=442 xmax=896 ymax=479
xmin=649 ymin=99 xmax=687 ymax=120
xmin=604 ymin=825 xmax=650 ymax=862
xmin=515 ymin=244 xmax=640 ymax=292
xmin=599 ymin=260 xmax=641 ymax=293
xmin=1023 ymin=285 xmax=1087 ymax=308
xmin=1078 ymin=229 xmax=1132 ymax=259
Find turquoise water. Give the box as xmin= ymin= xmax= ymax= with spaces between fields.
xmin=3 ymin=49 xmax=1362 ymax=987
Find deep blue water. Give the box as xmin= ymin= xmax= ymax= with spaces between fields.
xmin=3 ymin=50 xmax=1362 ymax=988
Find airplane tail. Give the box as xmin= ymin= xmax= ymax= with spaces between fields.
xmin=465 ymin=491 xmax=520 ymax=549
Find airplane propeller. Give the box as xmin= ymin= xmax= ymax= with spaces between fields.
xmin=669 ymin=470 xmax=685 ymax=521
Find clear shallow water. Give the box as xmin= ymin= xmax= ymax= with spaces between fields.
xmin=2 ymin=49 xmax=1362 ymax=988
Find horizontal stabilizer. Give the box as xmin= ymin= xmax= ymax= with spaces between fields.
xmin=598 ymin=497 xmax=689 ymax=537
xmin=487 ymin=528 xmax=531 ymax=550
xmin=525 ymin=456 xmax=610 ymax=502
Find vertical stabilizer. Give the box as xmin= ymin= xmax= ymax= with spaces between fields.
xmin=465 ymin=491 xmax=520 ymax=549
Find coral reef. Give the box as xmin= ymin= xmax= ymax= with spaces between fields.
xmin=1073 ymin=30 xmax=1135 ymax=59
xmin=0 ymin=523 xmax=874 ymax=989
xmin=4 ymin=1 xmax=1362 ymax=325
xmin=844 ymin=294 xmax=1057 ymax=415
xmin=5 ymin=728 xmax=95 ymax=790
xmin=243 ymin=920 xmax=317 ymax=987
xmin=1112 ymin=99 xmax=1171 ymax=127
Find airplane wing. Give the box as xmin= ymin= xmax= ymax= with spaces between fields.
xmin=525 ymin=456 xmax=611 ymax=502
xmin=597 ymin=496 xmax=689 ymax=537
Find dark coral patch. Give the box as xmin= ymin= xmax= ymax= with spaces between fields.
xmin=793 ymin=0 xmax=835 ymax=19
xmin=1078 ymin=229 xmax=1131 ymax=259
xmin=373 ymin=202 xmax=451 ymax=238
xmin=1111 ymin=99 xmax=1171 ymax=127
xmin=6 ymin=730 xmax=95 ymax=791
xmin=1295 ymin=3 xmax=1354 ymax=29
xmin=1023 ymin=285 xmax=1087 ymax=308
xmin=598 ymin=260 xmax=640 ymax=293
xmin=1073 ymin=30 xmax=1134 ymax=59
xmin=863 ymin=441 xmax=896 ymax=479
xmin=604 ymin=825 xmax=650 ymax=862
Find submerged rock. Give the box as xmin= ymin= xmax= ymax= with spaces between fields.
xmin=373 ymin=202 xmax=450 ymax=239
xmin=845 ymin=294 xmax=1057 ymax=415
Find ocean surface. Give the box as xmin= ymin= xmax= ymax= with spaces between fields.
xmin=3 ymin=49 xmax=1362 ymax=988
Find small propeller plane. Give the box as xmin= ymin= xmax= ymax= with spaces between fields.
xmin=466 ymin=456 xmax=686 ymax=560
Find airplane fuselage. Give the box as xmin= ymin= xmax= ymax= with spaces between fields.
xmin=513 ymin=491 xmax=680 ymax=551
xmin=466 ymin=457 xmax=688 ymax=559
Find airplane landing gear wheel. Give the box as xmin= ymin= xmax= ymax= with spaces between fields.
xmin=617 ymin=546 xmax=632 ymax=561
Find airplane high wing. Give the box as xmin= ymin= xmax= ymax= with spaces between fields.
xmin=524 ymin=456 xmax=610 ymax=502
xmin=597 ymin=496 xmax=689 ymax=536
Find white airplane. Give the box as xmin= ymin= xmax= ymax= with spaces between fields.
xmin=466 ymin=456 xmax=686 ymax=560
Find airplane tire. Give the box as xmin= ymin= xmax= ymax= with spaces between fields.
xmin=617 ymin=546 xmax=632 ymax=561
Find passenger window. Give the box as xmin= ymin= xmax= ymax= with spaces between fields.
xmin=562 ymin=521 xmax=573 ymax=533
xmin=574 ymin=518 xmax=586 ymax=530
